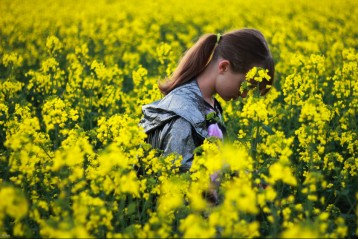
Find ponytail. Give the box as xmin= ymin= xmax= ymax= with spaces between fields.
xmin=158 ymin=34 xmax=218 ymax=95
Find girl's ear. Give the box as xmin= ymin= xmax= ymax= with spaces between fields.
xmin=218 ymin=60 xmax=230 ymax=73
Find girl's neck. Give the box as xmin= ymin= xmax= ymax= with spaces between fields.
xmin=196 ymin=61 xmax=217 ymax=107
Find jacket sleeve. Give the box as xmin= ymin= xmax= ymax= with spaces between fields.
xmin=147 ymin=117 xmax=197 ymax=171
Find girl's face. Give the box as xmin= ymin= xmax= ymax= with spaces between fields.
xmin=215 ymin=60 xmax=247 ymax=100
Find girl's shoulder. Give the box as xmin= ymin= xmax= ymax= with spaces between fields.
xmin=157 ymin=79 xmax=203 ymax=111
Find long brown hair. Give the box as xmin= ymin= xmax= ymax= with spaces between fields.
xmin=158 ymin=28 xmax=275 ymax=95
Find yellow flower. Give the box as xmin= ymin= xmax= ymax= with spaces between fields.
xmin=268 ymin=162 xmax=297 ymax=186
xmin=245 ymin=67 xmax=258 ymax=81
xmin=157 ymin=175 xmax=188 ymax=214
xmin=2 ymin=52 xmax=23 ymax=68
xmin=222 ymin=176 xmax=258 ymax=214
xmin=281 ymin=223 xmax=320 ymax=238
xmin=46 ymin=35 xmax=63 ymax=54
xmin=0 ymin=186 xmax=28 ymax=225
xmin=180 ymin=214 xmax=216 ymax=238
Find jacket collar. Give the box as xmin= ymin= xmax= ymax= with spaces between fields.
xmin=140 ymin=80 xmax=208 ymax=138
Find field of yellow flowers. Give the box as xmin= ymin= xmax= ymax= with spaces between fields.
xmin=1 ymin=0 xmax=357 ymax=237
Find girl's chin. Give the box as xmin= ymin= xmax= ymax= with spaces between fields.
xmin=218 ymin=93 xmax=240 ymax=101
xmin=222 ymin=96 xmax=237 ymax=101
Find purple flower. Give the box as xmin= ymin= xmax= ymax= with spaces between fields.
xmin=208 ymin=123 xmax=223 ymax=139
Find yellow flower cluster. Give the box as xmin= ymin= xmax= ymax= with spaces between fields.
xmin=0 ymin=186 xmax=28 ymax=236
xmin=0 ymin=0 xmax=357 ymax=237
xmin=42 ymin=97 xmax=79 ymax=131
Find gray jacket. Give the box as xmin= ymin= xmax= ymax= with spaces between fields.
xmin=139 ymin=80 xmax=210 ymax=170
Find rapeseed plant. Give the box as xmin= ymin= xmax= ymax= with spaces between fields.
xmin=0 ymin=0 xmax=357 ymax=237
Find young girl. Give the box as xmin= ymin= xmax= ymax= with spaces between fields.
xmin=140 ymin=28 xmax=274 ymax=172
